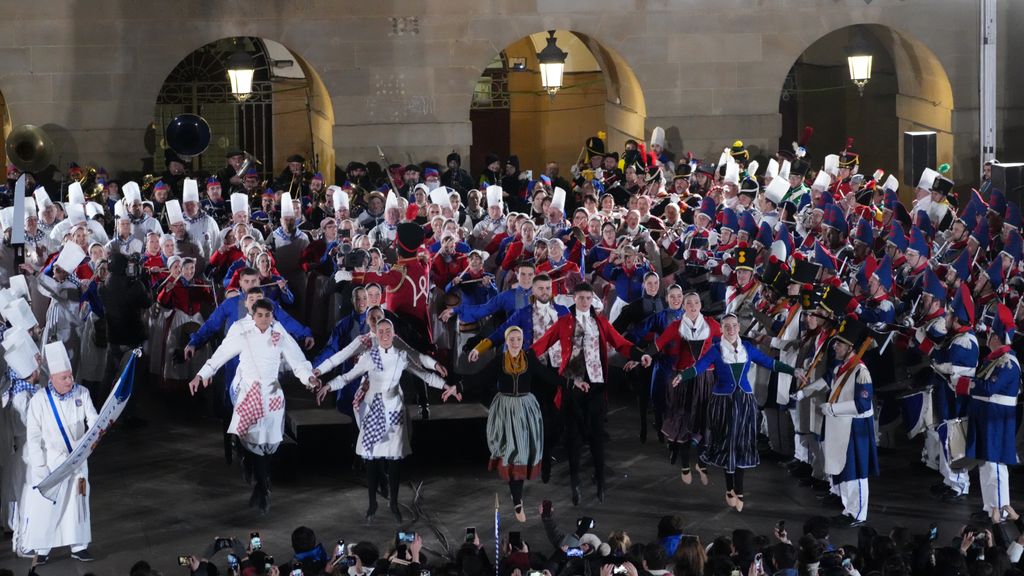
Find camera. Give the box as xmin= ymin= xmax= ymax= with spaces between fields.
xmin=465 ymin=527 xmax=476 ymax=543
xmin=250 ymin=531 xmax=262 ymax=551
xmin=613 ymin=566 xmax=628 ymax=575
xmin=339 ymin=556 xmax=357 ymax=568
xmin=178 ymin=556 xmax=190 ymax=567
xmin=509 ymin=531 xmax=523 ymax=551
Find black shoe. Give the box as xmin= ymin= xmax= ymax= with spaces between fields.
xmin=929 ymin=482 xmax=948 ymax=495
xmin=939 ymin=489 xmax=966 ymax=503
xmin=831 ymin=514 xmax=865 ymax=528
xmin=34 ymin=554 xmax=48 ymax=566
xmin=811 ymin=479 xmax=831 ymax=491
xmin=366 ymin=502 xmax=378 ymax=522
xmin=799 ymin=475 xmax=816 ymax=487
xmin=781 ymin=458 xmax=801 ymax=469
xmin=419 ymin=405 xmax=430 ymax=420
xmin=390 ymin=504 xmax=403 ymax=523
xmin=72 ymin=549 xmax=95 ymax=562
xmin=819 ymin=493 xmax=842 ymax=506
xmin=791 ymin=463 xmax=812 ymax=479
xmin=572 ymin=484 xmax=582 ymax=506
xmin=656 ymin=430 xmax=665 ymax=443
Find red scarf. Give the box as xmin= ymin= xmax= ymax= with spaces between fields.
xmin=985 ymin=345 xmax=1012 ymax=363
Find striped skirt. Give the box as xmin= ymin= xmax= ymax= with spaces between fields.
xmin=662 ymin=369 xmax=714 ymax=444
xmin=702 ymin=387 xmax=760 ymax=472
xmin=486 ymin=393 xmax=544 ymax=481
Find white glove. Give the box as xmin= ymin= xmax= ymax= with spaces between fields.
xmin=670 ymin=194 xmax=680 ymax=204
xmin=818 ymin=404 xmax=833 ymax=416
xmin=661 ymin=236 xmax=673 ymax=249
xmin=705 ymin=259 xmax=719 ymax=271
xmin=791 ymin=390 xmax=805 ymax=402
xmin=334 ymin=270 xmax=353 ymax=282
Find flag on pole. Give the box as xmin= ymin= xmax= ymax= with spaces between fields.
xmin=34 ymin=348 xmax=141 ymax=503
xmin=494 ymin=494 xmax=500 ymax=576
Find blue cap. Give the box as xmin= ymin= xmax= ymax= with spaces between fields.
xmin=922 ymin=266 xmax=946 ymax=304
xmin=854 ymin=217 xmax=873 ymax=246
xmin=908 ymin=226 xmax=930 ymax=257
xmin=814 ymin=241 xmax=837 ymax=272
xmin=887 ymin=221 xmax=908 ymax=252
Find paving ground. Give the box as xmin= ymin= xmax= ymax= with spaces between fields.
xmin=0 ymin=381 xmax=1014 ymax=575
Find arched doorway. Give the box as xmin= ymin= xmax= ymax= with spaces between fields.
xmin=469 ymin=31 xmax=646 ymax=178
xmin=779 ymin=25 xmax=954 ymax=198
xmin=155 ymin=37 xmax=335 ymax=183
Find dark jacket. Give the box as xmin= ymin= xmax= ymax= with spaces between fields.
xmin=99 ymin=253 xmax=153 ymax=345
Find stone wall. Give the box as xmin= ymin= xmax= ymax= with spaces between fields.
xmin=0 ymin=0 xmax=1011 ymax=188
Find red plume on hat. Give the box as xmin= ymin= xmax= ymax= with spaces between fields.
xmin=799 ymin=126 xmax=814 ymax=147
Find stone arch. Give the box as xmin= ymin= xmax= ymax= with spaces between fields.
xmin=153 ymin=36 xmax=335 ymax=183
xmin=779 ymin=24 xmax=954 ymax=196
xmin=468 ymin=30 xmax=646 ymax=175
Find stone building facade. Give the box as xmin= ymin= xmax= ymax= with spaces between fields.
xmin=0 ymin=0 xmax=1021 ymax=191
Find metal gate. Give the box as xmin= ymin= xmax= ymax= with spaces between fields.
xmin=155 ymin=37 xmax=274 ymax=180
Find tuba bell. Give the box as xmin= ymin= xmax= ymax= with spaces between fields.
xmin=234 ymin=151 xmax=263 ymax=179
xmin=6 ymin=124 xmax=54 ymax=173
xmin=165 ymin=114 xmax=212 ymax=159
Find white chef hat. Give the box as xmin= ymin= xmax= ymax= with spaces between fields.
xmin=778 ymin=160 xmax=792 ymax=180
xmin=44 ymin=341 xmax=72 ymax=375
xmin=331 ymin=186 xmax=349 ymax=212
xmin=230 ymin=193 xmax=249 ymax=215
xmin=114 ymin=199 xmax=128 ymax=219
xmin=122 ymin=181 xmax=142 ymax=205
xmin=385 ymin=191 xmax=399 ymax=211
xmin=766 ymin=159 xmax=780 ymax=179
xmin=24 ymin=198 xmax=37 ymax=219
xmin=3 ymin=298 xmax=37 ymax=331
xmin=33 ymin=186 xmax=52 ymax=209
xmin=54 ymin=241 xmax=86 ymax=274
xmin=8 ymin=274 xmax=30 ymax=302
xmin=0 ymin=288 xmax=14 ymax=310
xmin=486 ymin=185 xmax=503 ymax=208
xmin=429 ymin=187 xmax=452 ymax=210
xmin=723 ymin=160 xmax=740 ymax=185
xmin=67 ymin=181 xmax=85 ymax=206
xmin=764 ymin=176 xmax=789 ymax=206
xmin=165 ymin=199 xmax=184 ymax=225
xmin=0 ymin=207 xmax=12 ymax=231
xmin=811 ymin=171 xmax=831 ymax=191
xmin=3 ymin=328 xmax=38 ymax=380
xmin=917 ymin=168 xmax=939 ymax=191
xmin=281 ymin=192 xmax=296 ymax=219
xmin=183 ymin=178 xmax=200 ymax=204
xmin=823 ymin=154 xmax=840 ymax=177
xmin=550 ymin=187 xmax=566 ymax=212
xmin=86 ymin=201 xmax=104 ymax=219
xmin=66 ymin=203 xmax=87 ymax=225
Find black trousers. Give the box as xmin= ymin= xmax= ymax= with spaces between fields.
xmin=365 ymin=459 xmax=401 ymax=512
xmin=562 ymin=379 xmax=608 ymax=486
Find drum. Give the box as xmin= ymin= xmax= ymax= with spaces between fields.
xmin=943 ymin=418 xmax=978 ymax=471
xmin=898 ymin=388 xmax=935 ymax=439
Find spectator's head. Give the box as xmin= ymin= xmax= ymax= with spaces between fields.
xmin=730 ymin=529 xmax=756 ymax=561
xmin=803 ymin=515 xmax=831 ymax=540
xmin=769 ymin=542 xmax=797 ymax=570
xmin=350 ymin=541 xmax=380 ymax=571
xmin=642 ymin=543 xmax=668 ymax=571
xmin=291 ymin=526 xmax=317 ymax=553
xmin=605 ymin=531 xmax=631 ymax=557
xmin=129 ymin=561 xmax=153 ymax=576
xmin=672 ymin=536 xmax=706 ymax=576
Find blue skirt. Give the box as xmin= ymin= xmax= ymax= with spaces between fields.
xmin=701 ymin=387 xmax=759 ymax=472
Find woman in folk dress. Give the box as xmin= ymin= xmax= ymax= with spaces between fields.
xmin=675 ymin=314 xmax=793 ymax=511
xmin=315 ymin=319 xmax=456 ymax=523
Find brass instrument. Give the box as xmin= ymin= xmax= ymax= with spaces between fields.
xmin=165 ymin=114 xmax=211 ymax=159
xmin=234 ymin=151 xmax=262 ymax=179
xmin=6 ymin=125 xmax=54 ymax=173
